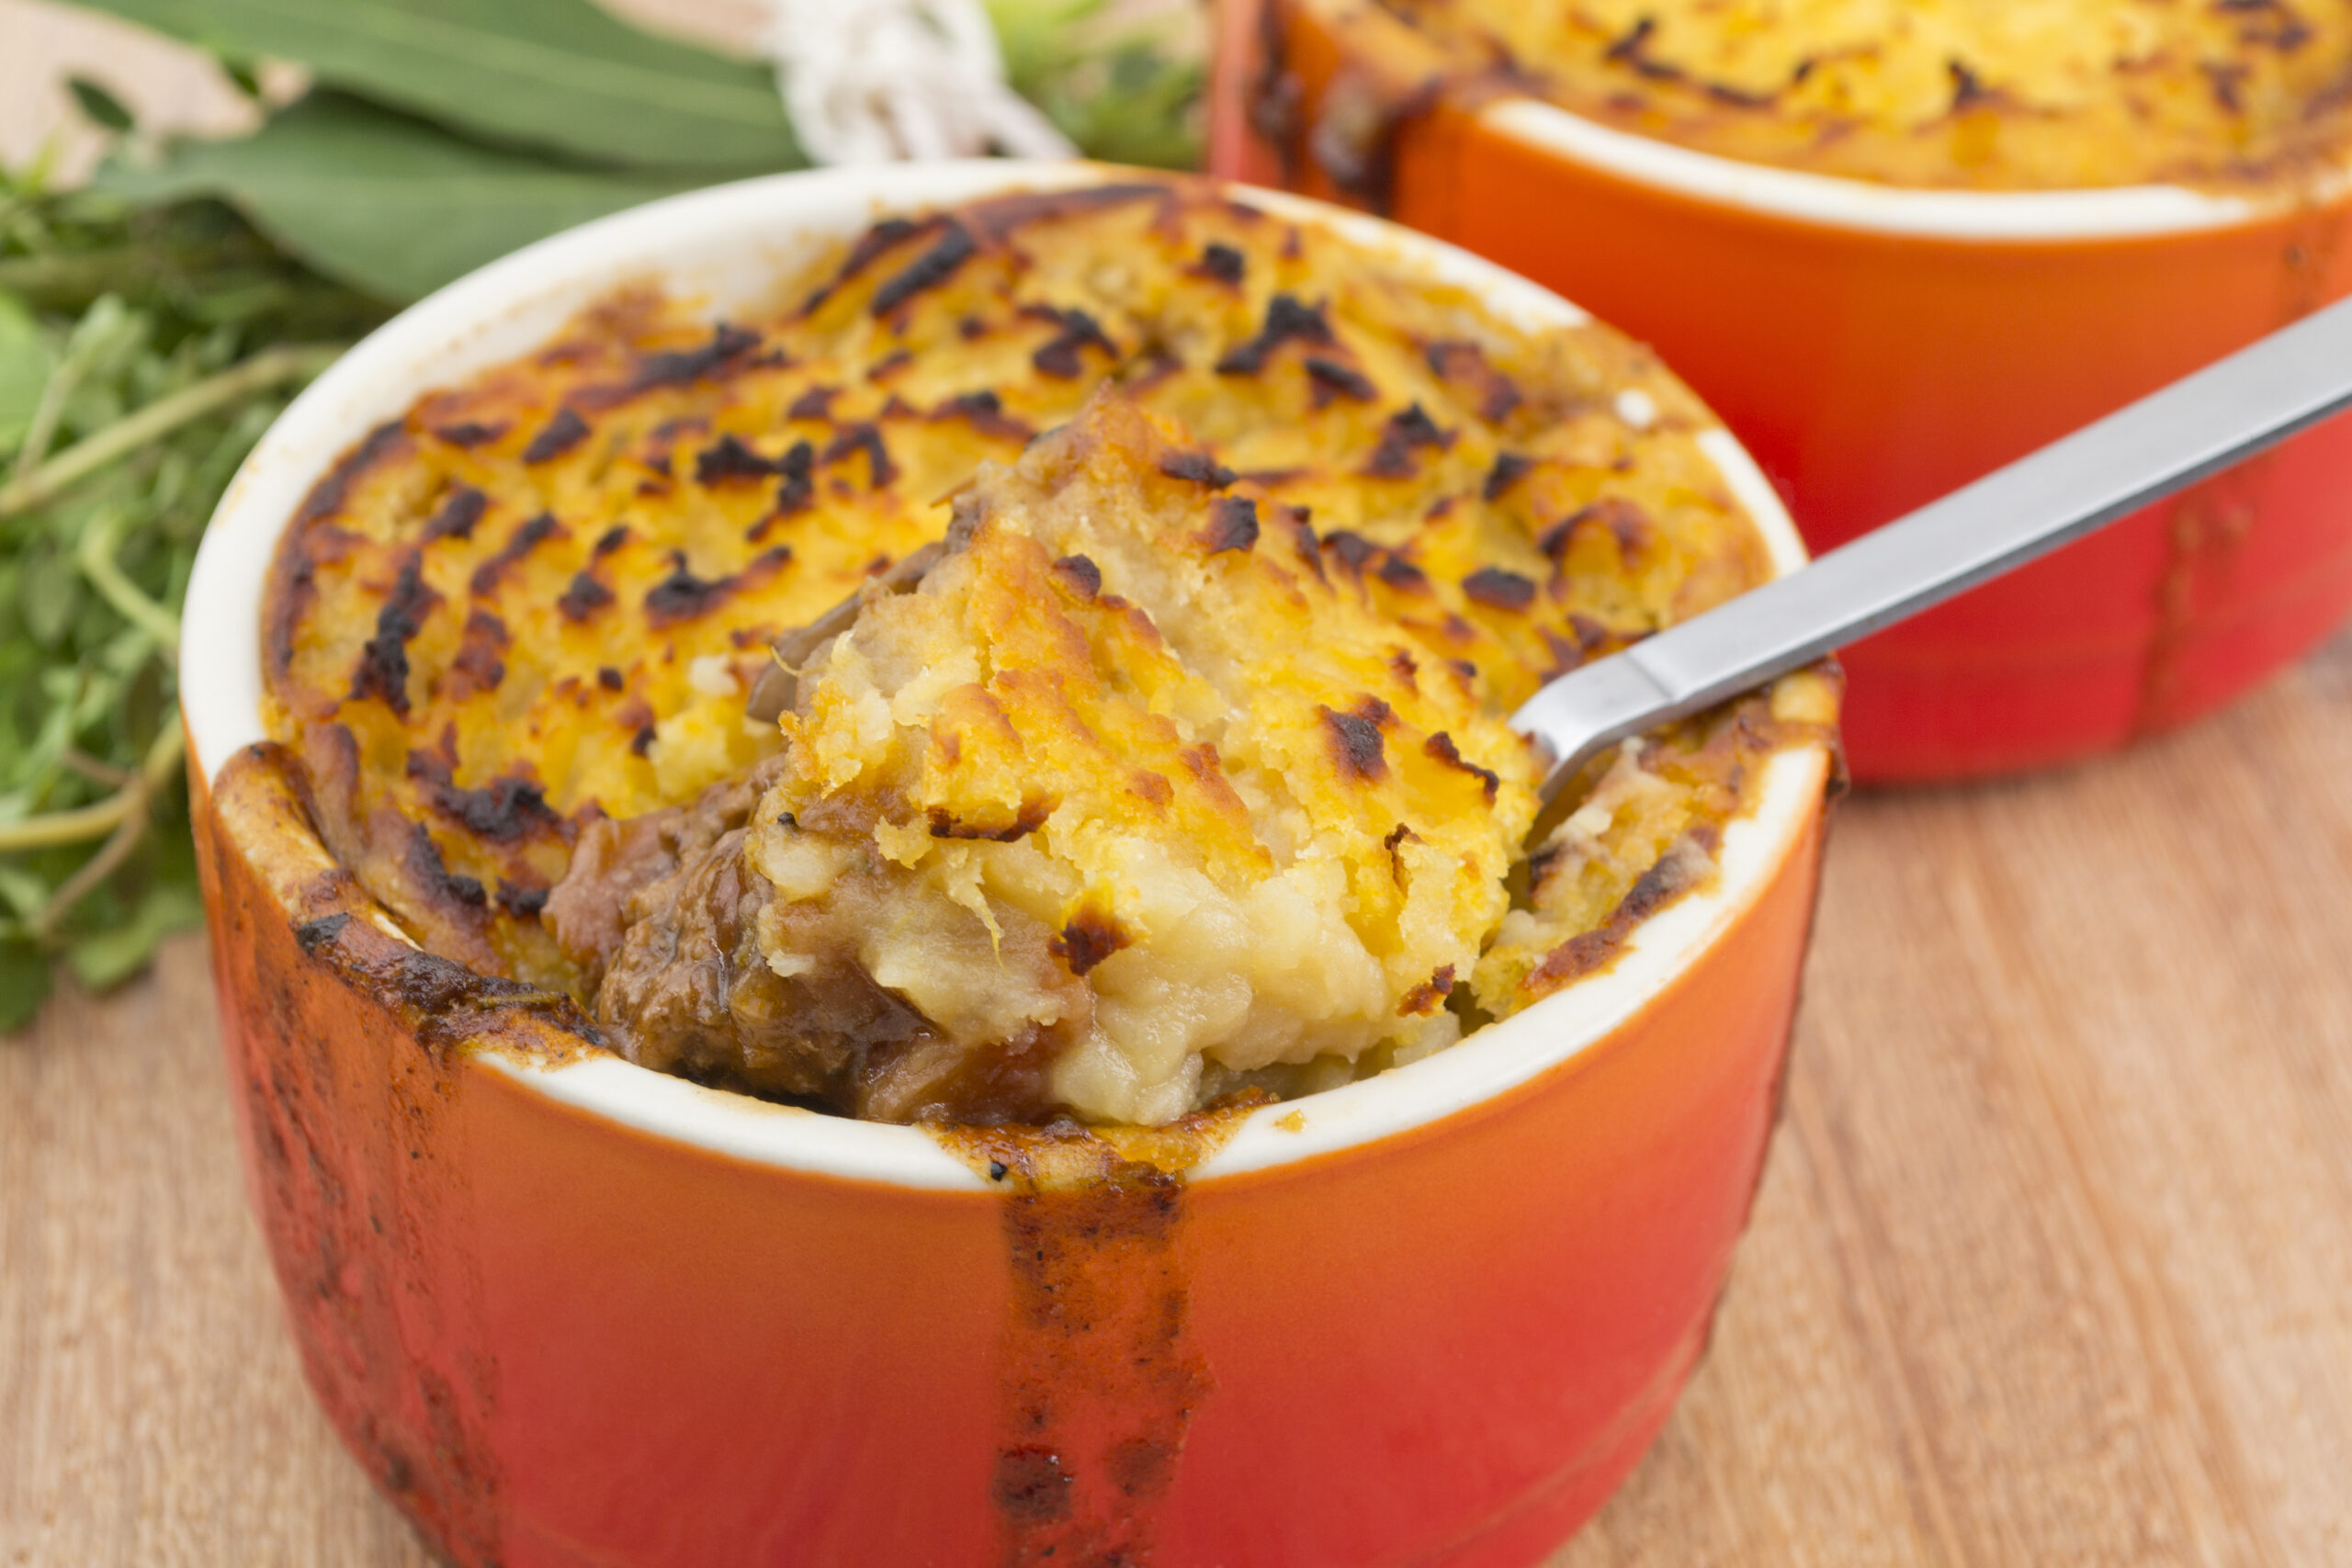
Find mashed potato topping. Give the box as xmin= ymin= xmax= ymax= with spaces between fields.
xmin=264 ymin=175 xmax=1834 ymax=1126
xmin=1290 ymin=0 xmax=2352 ymax=190
xmin=710 ymin=398 xmax=1535 ymax=1125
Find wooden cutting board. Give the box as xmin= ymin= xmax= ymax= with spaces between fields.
xmin=7 ymin=631 xmax=2352 ymax=1565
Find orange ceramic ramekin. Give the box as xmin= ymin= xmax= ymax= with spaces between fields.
xmin=1212 ymin=0 xmax=2352 ymax=781
xmin=183 ymin=163 xmax=1835 ymax=1568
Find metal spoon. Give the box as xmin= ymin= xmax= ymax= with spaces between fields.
xmin=1514 ymin=294 xmax=2352 ymax=798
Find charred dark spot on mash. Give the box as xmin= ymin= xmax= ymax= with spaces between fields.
xmin=963 ymin=180 xmax=1169 ymax=241
xmin=1322 ymin=705 xmax=1388 ymax=782
xmin=821 ymin=423 xmax=899 ymax=490
xmin=2233 ymin=4 xmax=2315 ymax=54
xmin=2205 ymin=61 xmax=2249 ymax=114
xmin=1216 ymin=293 xmax=1335 ymax=375
xmin=1533 ymin=928 xmax=1617 ymax=988
xmin=593 ymin=525 xmax=630 ymax=558
xmin=1532 ymin=829 xmax=1720 ymax=990
xmin=469 ymin=512 xmax=565 ymax=596
xmin=295 ymin=421 xmax=406 ymax=529
xmin=406 ymin=752 xmax=565 ymax=842
xmin=1424 ymin=731 xmax=1501 ymax=802
xmin=621 ymin=323 xmax=763 ymax=394
xmin=347 ymin=553 xmax=438 ymax=716
xmin=447 ymin=609 xmax=509 ymax=698
xmin=643 ymin=546 xmax=792 ymax=628
xmin=787 ymin=385 xmax=839 ymax=422
xmin=1191 ymin=241 xmax=1246 ymax=286
xmin=1398 ymin=964 xmax=1455 ymax=1016
xmin=1321 ymin=529 xmax=1379 ymax=574
xmin=1604 ymin=16 xmax=1681 ymax=83
xmin=1376 ymin=554 xmax=1430 ymax=593
xmin=872 ymin=220 xmax=977 ymax=317
xmin=1304 ymin=355 xmax=1377 ymax=407
xmin=1541 ymin=496 xmax=1654 ymax=561
xmin=1625 ymin=829 xmax=1718 ymax=922
xmin=1485 ymin=452 xmax=1533 ymax=502
xmin=497 ymin=879 xmax=550 ymax=919
xmin=1203 ymin=497 xmax=1260 ymax=554
xmin=421 ymin=485 xmax=488 ymax=543
xmin=1600 ymin=15 xmax=1792 ymax=106
xmin=1947 ymin=58 xmax=1996 ymax=111
xmin=596 ymin=666 xmax=625 ymax=693
xmin=430 ymin=421 xmax=506 ymax=449
xmin=1363 ymin=403 xmax=1454 ymax=479
xmin=747 ymin=441 xmax=820 ymax=535
xmin=1159 ymin=450 xmax=1237 ymax=489
xmin=1053 ymin=554 xmax=1103 ymax=599
xmin=521 ymin=407 xmax=591 ymax=465
xmin=803 ymin=216 xmax=934 ymax=313
xmin=1540 ymin=613 xmax=1626 ymax=675
xmin=405 ymin=821 xmax=486 ymax=908
xmin=558 ymin=571 xmax=615 ymax=622
xmin=934 ymin=389 xmax=1035 ymax=441
xmin=1050 ymin=908 xmax=1132 ymax=976
xmin=1383 ymin=820 xmax=1422 ymax=880
xmin=1425 ymin=340 xmax=1521 ymax=422
xmin=928 ymin=796 xmax=1054 ymax=842
xmin=1463 ymin=567 xmax=1537 ymax=612
xmin=695 ymin=434 xmax=784 ymax=485
xmin=1026 ymin=305 xmax=1118 ymax=378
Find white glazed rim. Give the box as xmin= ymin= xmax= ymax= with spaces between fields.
xmin=180 ymin=160 xmax=1829 ymax=1193
xmin=1475 ymin=96 xmax=2324 ymax=240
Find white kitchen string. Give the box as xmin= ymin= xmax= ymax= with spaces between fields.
xmin=765 ymin=0 xmax=1078 ymax=164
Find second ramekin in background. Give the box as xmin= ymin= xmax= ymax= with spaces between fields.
xmin=1215 ymin=0 xmax=2352 ymax=781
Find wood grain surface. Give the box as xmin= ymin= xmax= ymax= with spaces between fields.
xmin=7 ymin=634 xmax=2351 ymax=1566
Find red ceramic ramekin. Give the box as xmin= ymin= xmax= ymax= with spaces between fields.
xmin=183 ymin=162 xmax=1836 ymax=1568
xmin=1212 ymin=0 xmax=2352 ymax=781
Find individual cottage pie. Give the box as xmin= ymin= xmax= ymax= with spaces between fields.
xmin=1279 ymin=0 xmax=2352 ymax=190
xmin=261 ymin=176 xmax=1836 ymax=1127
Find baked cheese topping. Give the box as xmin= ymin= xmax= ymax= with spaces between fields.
xmin=263 ymin=175 xmax=1834 ymax=1125
xmin=1319 ymin=0 xmax=2352 ymax=191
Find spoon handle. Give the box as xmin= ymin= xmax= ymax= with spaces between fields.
xmin=1514 ymin=291 xmax=2352 ymax=797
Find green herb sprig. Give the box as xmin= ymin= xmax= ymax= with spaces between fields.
xmin=0 ymin=155 xmax=386 ymax=1029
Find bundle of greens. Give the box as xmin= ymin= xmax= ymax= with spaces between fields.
xmin=0 ymin=166 xmax=385 ymax=1027
xmin=2 ymin=0 xmax=1204 ymax=1030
